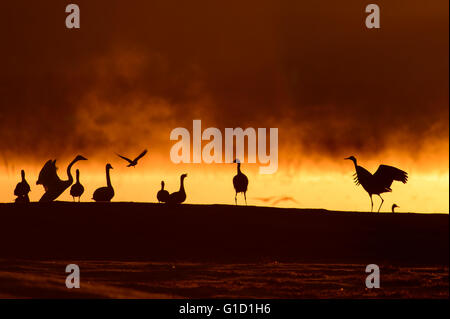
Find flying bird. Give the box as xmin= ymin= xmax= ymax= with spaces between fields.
xmin=392 ymin=203 xmax=399 ymax=213
xmin=14 ymin=169 xmax=31 ymax=203
xmin=345 ymin=156 xmax=408 ymax=213
xmin=272 ymin=196 xmax=299 ymax=206
xmin=233 ymin=159 xmax=249 ymax=205
xmin=116 ymin=149 xmax=147 ymax=167
xmin=254 ymin=196 xmax=298 ymax=206
xmin=157 ymin=181 xmax=170 ymax=203
xmin=93 ymin=164 xmax=115 ymax=202
xmin=70 ymin=169 xmax=84 ymax=202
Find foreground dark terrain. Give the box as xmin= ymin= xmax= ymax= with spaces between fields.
xmin=0 ymin=260 xmax=447 ymax=298
xmin=0 ymin=203 xmax=448 ymax=298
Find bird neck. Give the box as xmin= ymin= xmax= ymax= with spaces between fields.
xmin=351 ymin=159 xmax=357 ymax=169
xmin=106 ymin=167 xmax=112 ymax=187
xmin=76 ymin=171 xmax=80 ymax=183
xmin=179 ymin=177 xmax=185 ymax=192
xmin=21 ymin=171 xmax=25 ymax=181
xmin=67 ymin=158 xmax=79 ymax=183
xmin=161 ymin=182 xmax=165 ymax=190
xmin=237 ymin=163 xmax=242 ymax=174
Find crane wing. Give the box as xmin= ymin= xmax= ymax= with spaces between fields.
xmin=134 ymin=149 xmax=148 ymax=162
xmin=354 ymin=165 xmax=372 ymax=187
xmin=116 ymin=153 xmax=133 ymax=164
xmin=36 ymin=160 xmax=61 ymax=187
xmin=373 ymin=165 xmax=408 ymax=189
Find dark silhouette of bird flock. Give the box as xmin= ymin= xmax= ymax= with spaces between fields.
xmin=11 ymin=151 xmax=408 ymax=212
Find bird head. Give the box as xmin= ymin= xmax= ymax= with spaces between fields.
xmin=106 ymin=163 xmax=113 ymax=170
xmin=392 ymin=204 xmax=399 ymax=209
xmin=181 ymin=173 xmax=188 ymax=179
xmin=344 ymin=156 xmax=357 ymax=164
xmin=75 ymin=155 xmax=88 ymax=161
xmin=233 ymin=159 xmax=241 ymax=164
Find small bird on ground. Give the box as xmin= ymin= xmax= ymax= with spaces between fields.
xmin=167 ymin=174 xmax=187 ymax=205
xmin=157 ymin=181 xmax=170 ymax=203
xmin=14 ymin=170 xmax=31 ymax=203
xmin=93 ymin=164 xmax=114 ymax=202
xmin=116 ymin=149 xmax=148 ymax=167
xmin=392 ymin=204 xmax=399 ymax=213
xmin=233 ymin=159 xmax=249 ymax=205
xmin=70 ymin=169 xmax=84 ymax=202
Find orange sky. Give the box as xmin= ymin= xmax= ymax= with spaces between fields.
xmin=0 ymin=152 xmax=448 ymax=213
xmin=0 ymin=1 xmax=448 ymax=212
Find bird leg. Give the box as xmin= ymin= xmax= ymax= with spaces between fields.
xmin=235 ymin=193 xmax=237 ymax=205
xmin=377 ymin=195 xmax=384 ymax=213
xmin=370 ymin=195 xmax=373 ymax=212
xmin=244 ymin=192 xmax=247 ymax=205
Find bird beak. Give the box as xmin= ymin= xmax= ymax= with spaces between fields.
xmin=344 ymin=157 xmax=350 ymax=160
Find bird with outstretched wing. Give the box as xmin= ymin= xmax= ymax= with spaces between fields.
xmin=345 ymin=156 xmax=408 ymax=212
xmin=372 ymin=165 xmax=408 ymax=192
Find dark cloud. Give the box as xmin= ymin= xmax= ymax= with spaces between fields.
xmin=0 ymin=0 xmax=448 ymax=164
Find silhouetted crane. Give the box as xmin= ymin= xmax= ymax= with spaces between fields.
xmin=14 ymin=170 xmax=31 ymax=203
xmin=233 ymin=159 xmax=248 ymax=205
xmin=36 ymin=155 xmax=87 ymax=202
xmin=167 ymin=174 xmax=187 ymax=204
xmin=116 ymin=149 xmax=147 ymax=167
xmin=345 ymin=156 xmax=408 ymax=212
xmin=157 ymin=181 xmax=169 ymax=203
xmin=93 ymin=164 xmax=115 ymax=202
xmin=392 ymin=203 xmax=399 ymax=213
xmin=70 ymin=169 xmax=84 ymax=202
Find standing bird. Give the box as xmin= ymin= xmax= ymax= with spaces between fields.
xmin=233 ymin=159 xmax=249 ymax=205
xmin=14 ymin=170 xmax=31 ymax=203
xmin=392 ymin=204 xmax=399 ymax=213
xmin=70 ymin=169 xmax=84 ymax=202
xmin=157 ymin=181 xmax=170 ymax=203
xmin=167 ymin=174 xmax=187 ymax=205
xmin=36 ymin=155 xmax=88 ymax=202
xmin=345 ymin=156 xmax=408 ymax=213
xmin=93 ymin=164 xmax=115 ymax=202
xmin=116 ymin=149 xmax=147 ymax=167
